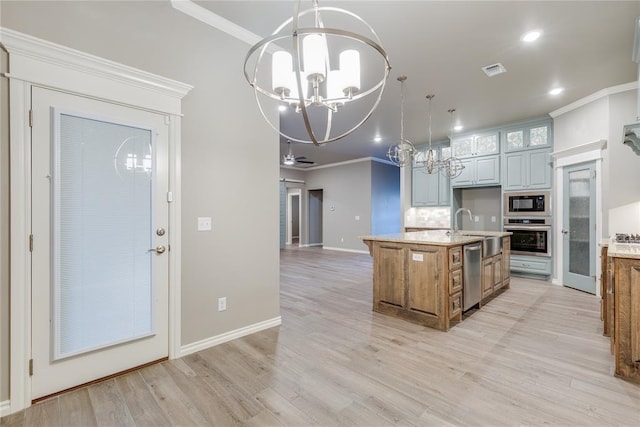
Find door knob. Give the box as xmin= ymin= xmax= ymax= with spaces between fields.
xmin=148 ymin=245 xmax=166 ymax=254
xmin=561 ymin=229 xmax=569 ymax=234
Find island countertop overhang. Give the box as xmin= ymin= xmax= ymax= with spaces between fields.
xmin=361 ymin=230 xmax=512 ymax=251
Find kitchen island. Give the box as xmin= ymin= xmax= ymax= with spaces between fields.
xmin=362 ymin=230 xmax=511 ymax=331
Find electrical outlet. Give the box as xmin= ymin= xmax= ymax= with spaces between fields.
xmin=218 ymin=297 xmax=227 ymax=311
xmin=341 ymin=237 xmax=344 ymax=242
xmin=198 ymin=217 xmax=212 ymax=231
xmin=491 ymin=216 xmax=496 ymax=222
xmin=355 ymin=215 xmax=360 ymax=221
xmin=474 ymin=216 xmax=479 ymax=222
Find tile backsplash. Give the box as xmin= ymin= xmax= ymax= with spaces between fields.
xmin=405 ymin=207 xmax=451 ymax=228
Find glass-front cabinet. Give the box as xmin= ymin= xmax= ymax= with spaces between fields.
xmin=451 ymin=130 xmax=499 ymax=158
xmin=502 ymin=120 xmax=552 ymax=152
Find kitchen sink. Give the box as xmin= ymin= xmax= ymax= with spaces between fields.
xmin=458 ymin=233 xmax=503 ymax=258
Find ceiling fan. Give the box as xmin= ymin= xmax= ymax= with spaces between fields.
xmin=283 ymin=141 xmax=315 ymax=166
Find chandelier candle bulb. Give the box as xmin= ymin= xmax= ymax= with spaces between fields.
xmin=340 ymin=50 xmax=360 ymax=94
xmin=302 ymin=34 xmax=326 ymax=79
xmin=272 ymin=51 xmax=293 ymax=95
xmin=327 ymin=69 xmax=345 ymax=106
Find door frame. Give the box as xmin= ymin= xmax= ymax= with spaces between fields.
xmin=2 ymin=28 xmax=192 ymax=413
xmin=551 ymin=139 xmax=606 ymax=294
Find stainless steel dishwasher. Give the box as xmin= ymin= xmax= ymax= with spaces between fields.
xmin=463 ymin=243 xmax=482 ymax=311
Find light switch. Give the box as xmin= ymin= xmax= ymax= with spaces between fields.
xmin=197 ymin=217 xmax=212 ymax=231
xmin=474 ymin=216 xmax=479 ymax=222
xmin=491 ymin=216 xmax=497 ymax=223
xmin=355 ymin=215 xmax=360 ymax=221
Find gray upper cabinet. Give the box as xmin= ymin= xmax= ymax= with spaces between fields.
xmin=412 ymin=144 xmax=451 ymax=206
xmin=412 ymin=167 xmax=439 ymax=206
xmin=502 ymin=120 xmax=552 ymax=152
xmin=451 ymin=130 xmax=499 ymax=158
xmin=503 ymin=147 xmax=552 ymax=190
xmin=451 ymin=155 xmax=500 ymax=187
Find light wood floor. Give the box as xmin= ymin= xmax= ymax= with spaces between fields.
xmin=3 ymin=246 xmax=640 ymax=426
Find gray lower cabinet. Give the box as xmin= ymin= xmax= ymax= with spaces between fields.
xmin=510 ymin=255 xmax=552 ymax=276
xmin=503 ymin=147 xmax=552 ymax=190
xmin=451 ymin=155 xmax=500 ymax=187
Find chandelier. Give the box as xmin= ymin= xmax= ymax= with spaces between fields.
xmin=387 ymin=76 xmax=415 ymax=167
xmin=243 ymin=0 xmax=391 ymax=146
xmin=416 ymin=95 xmax=465 ymax=179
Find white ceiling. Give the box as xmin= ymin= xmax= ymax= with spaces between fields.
xmin=196 ymin=1 xmax=640 ymax=167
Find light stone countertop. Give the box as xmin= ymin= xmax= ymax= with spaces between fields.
xmin=600 ymin=239 xmax=609 ymax=248
xmin=361 ymin=230 xmax=511 ymax=247
xmin=606 ymin=241 xmax=640 ymax=260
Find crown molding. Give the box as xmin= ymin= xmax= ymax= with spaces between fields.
xmin=549 ymin=81 xmax=638 ymax=118
xmin=170 ymin=0 xmax=262 ymax=46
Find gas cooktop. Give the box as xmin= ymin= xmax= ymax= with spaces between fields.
xmin=615 ymin=233 xmax=640 ymax=244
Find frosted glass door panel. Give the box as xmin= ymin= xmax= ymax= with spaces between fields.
xmin=568 ymin=169 xmax=590 ymax=277
xmin=562 ymin=161 xmax=596 ymax=294
xmin=54 ymin=112 xmax=154 ymax=360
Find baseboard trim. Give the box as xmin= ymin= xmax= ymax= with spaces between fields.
xmin=299 ymin=243 xmax=322 ymax=248
xmin=0 ymin=400 xmax=10 ymax=417
xmin=178 ymin=316 xmax=282 ymax=358
xmin=323 ymin=246 xmax=369 ymax=255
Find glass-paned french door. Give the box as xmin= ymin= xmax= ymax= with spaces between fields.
xmin=31 ymin=86 xmax=169 ymax=399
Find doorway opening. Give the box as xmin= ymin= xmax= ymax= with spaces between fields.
xmin=308 ymin=189 xmax=323 ymax=247
xmin=287 ymin=189 xmax=301 ymax=246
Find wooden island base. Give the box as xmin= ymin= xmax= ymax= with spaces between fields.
xmin=363 ymin=231 xmax=511 ymax=332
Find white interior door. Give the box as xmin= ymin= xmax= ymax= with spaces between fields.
xmin=562 ymin=162 xmax=596 ymax=294
xmin=31 ymin=86 xmax=170 ymax=400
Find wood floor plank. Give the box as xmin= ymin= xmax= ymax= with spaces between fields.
xmin=87 ymin=379 xmax=135 ymax=427
xmin=5 ymin=246 xmax=640 ymax=426
xmin=114 ymin=372 xmax=172 ymax=427
xmin=138 ymin=363 xmax=209 ymax=426
xmin=57 ymin=388 xmax=97 ymax=427
xmin=23 ymin=397 xmax=60 ymax=427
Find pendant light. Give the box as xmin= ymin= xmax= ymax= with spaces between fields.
xmin=420 ymin=94 xmax=438 ymax=174
xmin=386 ymin=76 xmax=416 ymax=167
xmin=440 ymin=108 xmax=465 ymax=179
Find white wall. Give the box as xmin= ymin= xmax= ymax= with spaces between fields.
xmin=0 ymin=0 xmax=281 ymax=400
xmin=553 ymin=86 xmax=640 ymax=238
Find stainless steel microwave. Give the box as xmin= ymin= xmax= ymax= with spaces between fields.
xmin=503 ymin=191 xmax=551 ymax=217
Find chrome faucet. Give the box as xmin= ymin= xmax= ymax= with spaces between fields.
xmin=454 ymin=208 xmax=473 ymax=233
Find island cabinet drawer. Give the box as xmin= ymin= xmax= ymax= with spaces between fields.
xmin=449 ymin=268 xmax=463 ymax=294
xmin=449 ymin=292 xmax=462 ymax=320
xmin=449 ymin=246 xmax=463 ymax=270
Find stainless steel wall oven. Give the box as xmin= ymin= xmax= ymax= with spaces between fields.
xmin=503 ymin=217 xmax=551 ymax=257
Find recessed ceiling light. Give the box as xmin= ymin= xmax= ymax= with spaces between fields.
xmin=373 ymin=135 xmax=382 ymax=143
xmin=454 ymin=125 xmax=463 ymax=132
xmin=522 ymin=30 xmax=542 ymax=43
xmin=549 ymin=87 xmax=564 ymax=96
